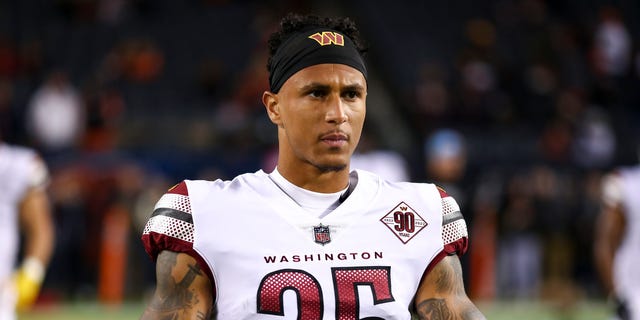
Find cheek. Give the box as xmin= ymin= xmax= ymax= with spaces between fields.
xmin=283 ymin=113 xmax=314 ymax=142
xmin=349 ymin=100 xmax=366 ymax=116
xmin=350 ymin=106 xmax=366 ymax=126
xmin=351 ymin=109 xmax=366 ymax=141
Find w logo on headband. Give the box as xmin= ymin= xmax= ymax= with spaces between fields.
xmin=308 ymin=32 xmax=344 ymax=46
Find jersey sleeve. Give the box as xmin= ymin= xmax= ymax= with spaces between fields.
xmin=425 ymin=186 xmax=469 ymax=274
xmin=438 ymin=186 xmax=469 ymax=256
xmin=601 ymin=171 xmax=624 ymax=208
xmin=141 ymin=181 xmax=216 ymax=294
xmin=27 ymin=154 xmax=49 ymax=188
xmin=141 ymin=181 xmax=196 ymax=259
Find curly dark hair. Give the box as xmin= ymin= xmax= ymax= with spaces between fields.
xmin=266 ymin=13 xmax=368 ymax=73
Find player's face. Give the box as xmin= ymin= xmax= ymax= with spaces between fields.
xmin=264 ymin=63 xmax=367 ymax=172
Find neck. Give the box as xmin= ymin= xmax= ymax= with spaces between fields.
xmin=276 ymin=162 xmax=350 ymax=193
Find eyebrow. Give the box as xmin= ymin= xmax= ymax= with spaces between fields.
xmin=342 ymin=83 xmax=366 ymax=92
xmin=299 ymin=82 xmax=366 ymax=92
xmin=300 ymin=83 xmax=330 ymax=92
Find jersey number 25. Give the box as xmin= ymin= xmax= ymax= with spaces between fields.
xmin=257 ymin=266 xmax=393 ymax=319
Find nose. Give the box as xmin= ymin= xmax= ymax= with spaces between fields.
xmin=325 ymin=95 xmax=348 ymax=124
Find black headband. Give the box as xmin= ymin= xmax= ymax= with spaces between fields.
xmin=268 ymin=27 xmax=367 ymax=93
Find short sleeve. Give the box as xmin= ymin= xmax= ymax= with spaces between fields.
xmin=26 ymin=154 xmax=49 ymax=188
xmin=424 ymin=186 xmax=470 ymax=275
xmin=438 ymin=186 xmax=469 ymax=256
xmin=141 ymin=180 xmax=216 ymax=295
xmin=601 ymin=172 xmax=623 ymax=208
xmin=141 ymin=181 xmax=196 ymax=260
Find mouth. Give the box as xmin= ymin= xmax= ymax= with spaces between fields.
xmin=320 ymin=131 xmax=349 ymax=148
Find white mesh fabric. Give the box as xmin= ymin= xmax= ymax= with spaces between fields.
xmin=154 ymin=193 xmax=192 ymax=213
xmin=143 ymin=215 xmax=195 ymax=243
xmin=441 ymin=196 xmax=460 ymax=216
xmin=441 ymin=196 xmax=467 ymax=244
xmin=442 ymin=219 xmax=468 ymax=245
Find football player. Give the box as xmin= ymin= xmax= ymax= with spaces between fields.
xmin=141 ymin=13 xmax=486 ymax=320
xmin=0 ymin=142 xmax=54 ymax=319
xmin=595 ymin=161 xmax=640 ymax=320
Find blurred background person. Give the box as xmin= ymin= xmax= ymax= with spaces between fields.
xmin=0 ymin=139 xmax=54 ymax=319
xmin=25 ymin=70 xmax=85 ymax=159
xmin=423 ymin=128 xmax=468 ymax=206
xmin=595 ymin=154 xmax=640 ymax=320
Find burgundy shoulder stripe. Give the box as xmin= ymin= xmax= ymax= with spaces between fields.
xmin=167 ymin=181 xmax=188 ymax=196
xmin=436 ymin=185 xmax=449 ymax=198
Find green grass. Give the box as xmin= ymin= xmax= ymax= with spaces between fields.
xmin=19 ymin=303 xmax=143 ymax=320
xmin=18 ymin=300 xmax=611 ymax=320
xmin=478 ymin=301 xmax=610 ymax=320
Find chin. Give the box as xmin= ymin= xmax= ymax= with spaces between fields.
xmin=315 ymin=164 xmax=347 ymax=173
xmin=312 ymin=159 xmax=348 ymax=173
xmin=308 ymin=152 xmax=351 ymax=172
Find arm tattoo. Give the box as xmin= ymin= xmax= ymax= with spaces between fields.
xmin=434 ymin=256 xmax=464 ymax=294
xmin=416 ymin=299 xmax=452 ymax=320
xmin=416 ymin=298 xmax=484 ymax=320
xmin=415 ymin=257 xmax=486 ymax=320
xmin=146 ymin=252 xmax=210 ymax=319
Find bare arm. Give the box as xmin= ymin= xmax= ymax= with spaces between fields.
xmin=14 ymin=185 xmax=55 ymax=310
xmin=593 ymin=204 xmax=625 ymax=295
xmin=18 ymin=186 xmax=54 ymax=265
xmin=141 ymin=250 xmax=213 ymax=320
xmin=414 ymin=255 xmax=486 ymax=320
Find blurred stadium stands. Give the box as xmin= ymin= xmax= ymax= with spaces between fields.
xmin=2 ymin=0 xmax=640 ymax=318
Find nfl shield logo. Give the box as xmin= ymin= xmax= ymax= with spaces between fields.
xmin=313 ymin=224 xmax=331 ymax=245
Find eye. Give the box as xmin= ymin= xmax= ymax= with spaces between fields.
xmin=343 ymin=90 xmax=361 ymax=100
xmin=308 ymin=89 xmax=327 ymax=98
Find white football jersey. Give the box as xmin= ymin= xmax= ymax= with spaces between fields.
xmin=0 ymin=143 xmax=48 ymax=281
xmin=143 ymin=169 xmax=468 ymax=319
xmin=603 ymin=166 xmax=640 ymax=316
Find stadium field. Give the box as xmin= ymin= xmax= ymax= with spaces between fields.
xmin=18 ymin=300 xmax=610 ymax=320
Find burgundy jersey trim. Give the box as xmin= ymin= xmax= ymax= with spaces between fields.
xmin=436 ymin=186 xmax=448 ymax=198
xmin=443 ymin=235 xmax=468 ymax=256
xmin=423 ymin=237 xmax=468 ymax=276
xmin=168 ymin=181 xmax=189 ymax=196
xmin=142 ymin=231 xmax=193 ymax=262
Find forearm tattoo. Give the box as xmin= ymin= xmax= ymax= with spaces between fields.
xmin=415 ymin=257 xmax=486 ymax=320
xmin=145 ymin=251 xmax=211 ymax=319
xmin=416 ymin=298 xmax=485 ymax=320
xmin=435 ymin=256 xmax=464 ymax=294
xmin=417 ymin=299 xmax=451 ymax=319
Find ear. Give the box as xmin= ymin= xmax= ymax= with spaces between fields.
xmin=262 ymin=91 xmax=282 ymax=125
